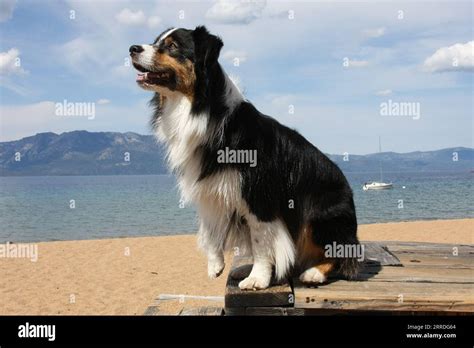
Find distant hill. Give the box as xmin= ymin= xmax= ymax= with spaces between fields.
xmin=0 ymin=131 xmax=472 ymax=176
xmin=0 ymin=131 xmax=167 ymax=176
xmin=329 ymin=147 xmax=473 ymax=173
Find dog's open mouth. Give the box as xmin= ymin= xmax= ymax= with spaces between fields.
xmin=133 ymin=63 xmax=174 ymax=86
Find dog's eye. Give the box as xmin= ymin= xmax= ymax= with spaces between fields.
xmin=168 ymin=42 xmax=178 ymax=50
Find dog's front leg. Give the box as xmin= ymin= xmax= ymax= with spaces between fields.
xmin=207 ymin=249 xmax=225 ymax=279
xmin=238 ymin=218 xmax=295 ymax=290
xmin=197 ymin=219 xmax=225 ymax=279
xmin=238 ymin=223 xmax=273 ymax=290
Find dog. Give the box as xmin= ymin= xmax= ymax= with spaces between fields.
xmin=130 ymin=26 xmax=359 ymax=290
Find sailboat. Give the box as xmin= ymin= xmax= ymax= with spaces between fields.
xmin=363 ymin=137 xmax=393 ymax=191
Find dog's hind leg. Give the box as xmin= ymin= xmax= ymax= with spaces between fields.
xmin=299 ymin=260 xmax=336 ymax=284
xmin=296 ymin=224 xmax=335 ymax=284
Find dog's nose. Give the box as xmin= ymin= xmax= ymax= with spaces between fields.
xmin=129 ymin=45 xmax=144 ymax=55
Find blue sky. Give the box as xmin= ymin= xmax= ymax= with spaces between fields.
xmin=0 ymin=0 xmax=472 ymax=154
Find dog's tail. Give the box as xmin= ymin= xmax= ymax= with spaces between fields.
xmin=336 ymin=254 xmax=360 ymax=279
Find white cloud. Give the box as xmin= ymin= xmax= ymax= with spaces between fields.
xmin=0 ymin=101 xmax=56 ymax=141
xmin=222 ymin=50 xmax=248 ymax=64
xmin=0 ymin=48 xmax=26 ymax=75
xmin=345 ymin=59 xmax=369 ymax=68
xmin=57 ymin=37 xmax=106 ymax=70
xmin=55 ymin=35 xmax=138 ymax=90
xmin=0 ymin=0 xmax=16 ymax=22
xmin=147 ymin=16 xmax=161 ymax=29
xmin=269 ymin=94 xmax=296 ymax=108
xmin=115 ymin=8 xmax=161 ymax=30
xmin=96 ymin=99 xmax=111 ymax=105
xmin=362 ymin=27 xmax=386 ymax=38
xmin=260 ymin=93 xmax=317 ymax=127
xmin=206 ymin=0 xmax=266 ymax=24
xmin=115 ymin=8 xmax=146 ymax=26
xmin=376 ymin=89 xmax=392 ymax=96
xmin=423 ymin=41 xmax=474 ymax=73
xmin=0 ymin=101 xmax=150 ymax=142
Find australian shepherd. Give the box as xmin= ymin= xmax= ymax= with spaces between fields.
xmin=130 ymin=26 xmax=359 ymax=290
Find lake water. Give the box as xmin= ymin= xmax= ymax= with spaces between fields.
xmin=0 ymin=172 xmax=472 ymax=243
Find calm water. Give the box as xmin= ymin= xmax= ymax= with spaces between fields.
xmin=0 ymin=172 xmax=472 ymax=243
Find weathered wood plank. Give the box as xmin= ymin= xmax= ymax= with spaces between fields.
xmin=294 ymin=241 xmax=474 ymax=313
xmin=228 ymin=256 xmax=253 ymax=280
xmin=294 ymin=280 xmax=474 ymax=312
xmin=362 ymin=242 xmax=401 ymax=266
xmin=225 ymin=256 xmax=294 ymax=309
xmin=382 ymin=241 xmax=473 ymax=249
xmin=226 ymin=241 xmax=474 ymax=315
xmin=244 ymin=307 xmax=305 ymax=316
xmin=384 ymin=241 xmax=473 ymax=256
xmin=394 ymin=254 xmax=474 ymax=269
xmin=225 ymin=306 xmax=304 ymax=316
xmin=298 ymin=301 xmax=472 ymax=313
xmin=143 ymin=305 xmax=160 ymax=316
xmin=179 ymin=306 xmax=224 ymax=316
xmin=352 ymin=264 xmax=474 ymax=283
xmin=225 ymin=277 xmax=294 ymax=308
xmin=385 ymin=241 xmax=474 ymax=270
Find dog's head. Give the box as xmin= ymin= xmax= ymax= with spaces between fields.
xmin=129 ymin=26 xmax=223 ymax=101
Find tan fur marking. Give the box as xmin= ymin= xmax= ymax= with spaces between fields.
xmin=313 ymin=259 xmax=337 ymax=278
xmin=297 ymin=223 xmax=337 ymax=278
xmin=296 ymin=223 xmax=323 ymax=266
xmin=153 ymin=52 xmax=195 ymax=100
xmin=164 ymin=37 xmax=174 ymax=46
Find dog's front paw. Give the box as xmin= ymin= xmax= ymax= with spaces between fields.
xmin=238 ymin=275 xmax=271 ymax=290
xmin=207 ymin=259 xmax=225 ymax=279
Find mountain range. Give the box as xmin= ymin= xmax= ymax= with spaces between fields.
xmin=0 ymin=131 xmax=472 ymax=176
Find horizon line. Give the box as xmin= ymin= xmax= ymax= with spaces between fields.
xmin=1 ymin=130 xmax=473 ymax=157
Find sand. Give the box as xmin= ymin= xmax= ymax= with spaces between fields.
xmin=0 ymin=218 xmax=472 ymax=315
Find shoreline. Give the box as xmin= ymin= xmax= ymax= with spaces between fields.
xmin=0 ymin=218 xmax=472 ymax=315
xmin=1 ymin=217 xmax=473 ymax=245
xmin=1 ymin=168 xmax=472 ymax=178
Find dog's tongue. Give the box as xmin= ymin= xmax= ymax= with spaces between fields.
xmin=136 ymin=73 xmax=147 ymax=82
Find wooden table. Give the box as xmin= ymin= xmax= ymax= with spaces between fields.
xmin=224 ymin=241 xmax=474 ymax=315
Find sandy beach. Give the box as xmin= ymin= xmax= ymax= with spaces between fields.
xmin=0 ymin=218 xmax=472 ymax=315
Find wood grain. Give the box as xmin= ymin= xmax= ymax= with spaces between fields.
xmin=294 ymin=241 xmax=474 ymax=313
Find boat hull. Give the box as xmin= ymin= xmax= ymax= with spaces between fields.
xmin=363 ymin=182 xmax=393 ymax=191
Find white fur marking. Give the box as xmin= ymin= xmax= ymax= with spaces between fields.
xmin=155 ymin=94 xmax=207 ymax=174
xmin=239 ymin=217 xmax=295 ymax=290
xmin=248 ymin=218 xmax=295 ymax=281
xmin=223 ymin=73 xmax=243 ymax=112
xmin=132 ymin=28 xmax=178 ymax=71
xmin=207 ymin=253 xmax=225 ymax=279
xmin=157 ymin=28 xmax=178 ymax=45
xmin=135 ymin=44 xmax=155 ymax=71
xmin=238 ymin=264 xmax=272 ymax=290
xmin=196 ymin=171 xmax=245 ymax=252
xmin=153 ymin=93 xmax=247 ymax=271
xmin=272 ymin=220 xmax=296 ymax=280
xmin=299 ymin=267 xmax=327 ymax=284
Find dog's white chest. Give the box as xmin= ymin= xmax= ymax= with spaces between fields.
xmin=179 ymin=167 xmax=242 ymax=214
xmin=155 ymin=94 xmax=242 ymax=213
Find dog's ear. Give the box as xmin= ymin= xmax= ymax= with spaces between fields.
xmin=193 ymin=26 xmax=223 ymax=68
